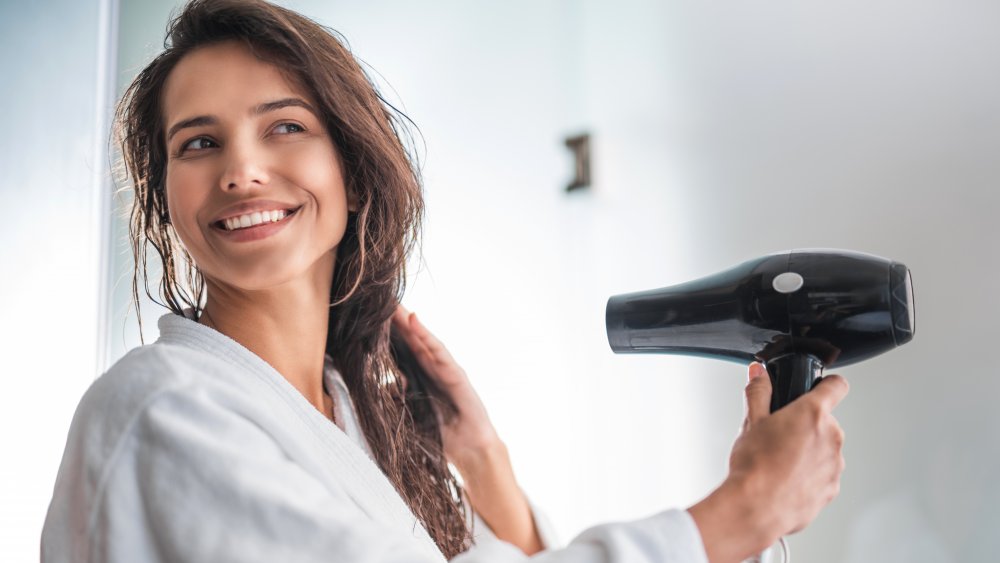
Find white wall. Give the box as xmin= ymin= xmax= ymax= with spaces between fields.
xmin=108 ymin=0 xmax=1000 ymax=561
xmin=0 ymin=0 xmax=117 ymax=560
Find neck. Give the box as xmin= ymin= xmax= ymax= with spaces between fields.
xmin=198 ymin=252 xmax=335 ymax=417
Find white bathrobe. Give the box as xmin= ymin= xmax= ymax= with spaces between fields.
xmin=42 ymin=312 xmax=708 ymax=562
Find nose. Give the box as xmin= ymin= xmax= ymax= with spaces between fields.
xmin=218 ymin=140 xmax=271 ymax=192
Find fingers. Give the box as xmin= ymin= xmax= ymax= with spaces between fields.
xmin=406 ymin=313 xmax=446 ymax=357
xmin=391 ymin=304 xmax=459 ymax=374
xmin=744 ymin=362 xmax=772 ymax=428
xmin=392 ymin=303 xmax=433 ymax=362
xmin=392 ymin=304 xmax=419 ymax=345
xmin=392 ymin=303 xmax=424 ymax=344
xmin=392 ymin=303 xmax=413 ymax=326
xmin=809 ymin=374 xmax=850 ymax=412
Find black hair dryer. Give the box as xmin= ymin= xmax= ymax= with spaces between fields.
xmin=606 ymin=249 xmax=915 ymax=412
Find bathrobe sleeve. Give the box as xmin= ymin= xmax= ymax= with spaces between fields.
xmin=80 ymin=384 xmax=706 ymax=563
xmin=460 ymin=505 xmax=707 ymax=563
xmin=465 ymin=492 xmax=561 ymax=553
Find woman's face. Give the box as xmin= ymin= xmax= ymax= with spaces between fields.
xmin=161 ymin=40 xmax=355 ymax=293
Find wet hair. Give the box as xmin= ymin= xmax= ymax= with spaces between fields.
xmin=114 ymin=0 xmax=473 ymax=556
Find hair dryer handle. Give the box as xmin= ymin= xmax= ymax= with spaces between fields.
xmin=765 ymin=354 xmax=824 ymax=412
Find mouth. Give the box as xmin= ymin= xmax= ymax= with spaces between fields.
xmin=212 ymin=206 xmax=302 ymax=232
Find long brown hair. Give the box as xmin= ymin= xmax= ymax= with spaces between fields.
xmin=114 ymin=0 xmax=472 ymax=557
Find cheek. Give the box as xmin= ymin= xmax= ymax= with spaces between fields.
xmin=288 ymin=146 xmax=349 ymax=212
xmin=164 ymin=168 xmax=210 ymax=248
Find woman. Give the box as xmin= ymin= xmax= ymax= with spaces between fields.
xmin=42 ymin=1 xmax=848 ymax=561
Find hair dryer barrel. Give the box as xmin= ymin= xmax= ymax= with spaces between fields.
xmin=606 ymin=255 xmax=780 ymax=363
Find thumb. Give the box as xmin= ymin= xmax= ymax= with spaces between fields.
xmin=744 ymin=362 xmax=772 ymax=430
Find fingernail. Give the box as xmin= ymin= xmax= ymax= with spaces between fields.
xmin=748 ymin=363 xmax=765 ymax=381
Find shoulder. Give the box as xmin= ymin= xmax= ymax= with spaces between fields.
xmin=76 ymin=329 xmax=294 ymax=442
xmin=63 ymin=343 xmax=219 ymax=469
xmin=62 ymin=337 xmax=271 ymax=492
xmin=43 ymin=341 xmax=258 ymax=559
xmin=81 ymin=342 xmax=214 ymax=424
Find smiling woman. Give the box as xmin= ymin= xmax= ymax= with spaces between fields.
xmin=41 ymin=0 xmax=847 ymax=562
xmin=43 ymin=0 xmax=500 ymax=559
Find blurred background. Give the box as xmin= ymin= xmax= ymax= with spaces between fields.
xmin=3 ymin=0 xmax=998 ymax=561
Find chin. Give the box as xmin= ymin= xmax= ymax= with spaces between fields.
xmin=203 ymin=260 xmax=313 ymax=293
xmin=197 ymin=244 xmax=336 ymax=294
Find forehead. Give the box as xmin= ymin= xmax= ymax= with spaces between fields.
xmin=161 ymin=40 xmax=311 ymax=126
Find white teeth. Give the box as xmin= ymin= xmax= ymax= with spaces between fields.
xmin=221 ymin=209 xmax=290 ymax=231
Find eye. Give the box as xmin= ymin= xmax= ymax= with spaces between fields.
xmin=179 ymin=137 xmax=217 ymax=154
xmin=273 ymin=122 xmax=305 ymax=135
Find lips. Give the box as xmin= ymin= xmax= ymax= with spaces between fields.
xmin=211 ymin=200 xmax=302 ymax=231
xmin=206 ymin=199 xmax=304 ymax=243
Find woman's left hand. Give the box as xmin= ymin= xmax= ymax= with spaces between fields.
xmin=392 ymin=304 xmax=545 ymax=555
xmin=391 ymin=304 xmax=501 ymax=469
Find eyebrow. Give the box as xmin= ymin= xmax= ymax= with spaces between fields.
xmin=165 ymin=97 xmax=317 ymax=142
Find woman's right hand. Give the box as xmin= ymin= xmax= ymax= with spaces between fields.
xmin=688 ymin=363 xmax=849 ymax=563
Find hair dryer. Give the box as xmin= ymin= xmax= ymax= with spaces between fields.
xmin=606 ymin=249 xmax=915 ymax=411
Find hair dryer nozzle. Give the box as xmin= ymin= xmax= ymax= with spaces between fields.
xmin=889 ymin=262 xmax=916 ymax=346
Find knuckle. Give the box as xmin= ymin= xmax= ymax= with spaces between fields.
xmin=834 ymin=426 xmax=845 ymax=448
xmin=807 ymin=401 xmax=825 ymax=425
